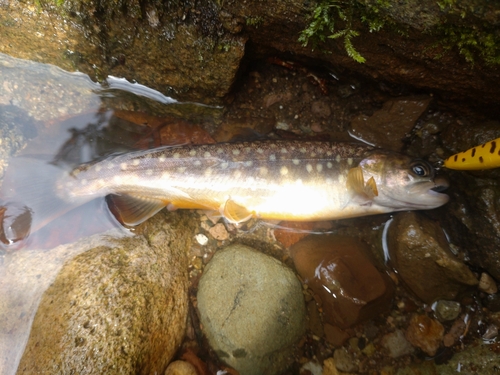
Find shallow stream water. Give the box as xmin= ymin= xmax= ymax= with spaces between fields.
xmin=1 ymin=52 xmax=499 ymax=374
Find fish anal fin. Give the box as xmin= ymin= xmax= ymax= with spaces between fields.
xmin=221 ymin=199 xmax=254 ymax=224
xmin=107 ymin=194 xmax=168 ymax=226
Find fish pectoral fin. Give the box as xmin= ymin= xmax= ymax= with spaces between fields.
xmin=346 ymin=166 xmax=378 ymax=201
xmin=221 ymin=199 xmax=254 ymax=224
xmin=107 ymin=194 xmax=168 ymax=226
xmin=365 ymin=176 xmax=378 ymax=197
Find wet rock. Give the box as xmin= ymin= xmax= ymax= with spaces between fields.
xmin=479 ymin=273 xmax=498 ymax=294
xmin=291 ymin=235 xmax=394 ymax=329
xmin=387 ymin=212 xmax=478 ymax=304
xmin=348 ymin=96 xmax=431 ymax=151
xmin=482 ymin=324 xmax=498 ymax=340
xmin=165 ymin=360 xmax=198 ymax=375
xmin=207 ymin=222 xmax=229 ymax=241
xmin=311 ymin=100 xmax=331 ymax=118
xmin=16 ymin=211 xmax=194 ymax=375
xmin=197 ymin=244 xmax=306 ymax=375
xmin=333 ymin=347 xmax=358 ymax=372
xmin=443 ymin=316 xmax=466 ymax=347
xmin=440 ymin=121 xmax=500 ymax=281
xmin=380 ymin=329 xmax=414 ymax=358
xmin=434 ymin=300 xmax=461 ymax=322
xmin=405 ymin=314 xmax=444 ymax=357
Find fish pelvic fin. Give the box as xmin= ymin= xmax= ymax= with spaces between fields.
xmin=346 ymin=166 xmax=378 ymax=202
xmin=220 ymin=199 xmax=254 ymax=225
xmin=107 ymin=194 xmax=168 ymax=226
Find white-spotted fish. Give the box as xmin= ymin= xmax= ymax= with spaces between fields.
xmin=28 ymin=139 xmax=448 ymax=227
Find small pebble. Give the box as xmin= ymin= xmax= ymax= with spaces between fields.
xmin=208 ymin=223 xmax=229 ymax=240
xmin=381 ymin=329 xmax=414 ymax=358
xmin=479 ymin=273 xmax=498 ymax=294
xmin=275 ymin=121 xmax=290 ymax=130
xmin=165 ymin=360 xmax=197 ymax=375
xmin=194 ymin=233 xmax=208 ymax=246
xmin=405 ymin=314 xmax=444 ymax=356
xmin=482 ymin=324 xmax=498 ymax=340
xmin=434 ymin=300 xmax=461 ymax=322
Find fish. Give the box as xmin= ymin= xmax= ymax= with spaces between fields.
xmin=443 ymin=137 xmax=500 ymax=170
xmin=30 ymin=139 xmax=448 ymax=227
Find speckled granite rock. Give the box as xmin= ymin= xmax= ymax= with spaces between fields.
xmin=15 ymin=211 xmax=195 ymax=375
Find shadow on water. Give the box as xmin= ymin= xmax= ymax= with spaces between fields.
xmin=0 ymin=53 xmax=220 ymax=375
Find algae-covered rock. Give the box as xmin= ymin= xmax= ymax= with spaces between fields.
xmin=16 ymin=211 xmax=195 ymax=375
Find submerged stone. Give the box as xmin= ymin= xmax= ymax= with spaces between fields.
xmin=405 ymin=314 xmax=444 ymax=357
xmin=348 ymin=96 xmax=431 ymax=151
xmin=290 ymin=235 xmax=394 ymax=329
xmin=387 ymin=212 xmax=478 ymax=304
xmin=197 ymin=244 xmax=306 ymax=375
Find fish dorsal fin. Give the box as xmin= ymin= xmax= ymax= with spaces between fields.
xmin=346 ymin=166 xmax=378 ymax=200
xmin=220 ymin=199 xmax=253 ymax=224
xmin=107 ymin=194 xmax=168 ymax=226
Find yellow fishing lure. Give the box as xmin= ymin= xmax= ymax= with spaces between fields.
xmin=444 ymin=137 xmax=500 ymax=170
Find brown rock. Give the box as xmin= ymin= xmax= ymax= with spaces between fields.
xmin=16 ymin=211 xmax=194 ymax=375
xmin=387 ymin=212 xmax=478 ymax=304
xmin=405 ymin=314 xmax=444 ymax=356
xmin=479 ymin=273 xmax=498 ymax=294
xmin=291 ymin=235 xmax=394 ymax=329
xmin=348 ymin=96 xmax=431 ymax=151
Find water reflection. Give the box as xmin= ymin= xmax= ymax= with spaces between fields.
xmin=0 ymin=53 xmax=219 ymax=375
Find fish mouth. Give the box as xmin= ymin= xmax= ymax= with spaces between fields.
xmin=388 ymin=177 xmax=450 ymax=209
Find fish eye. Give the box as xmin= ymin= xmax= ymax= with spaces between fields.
xmin=410 ymin=160 xmax=433 ymax=178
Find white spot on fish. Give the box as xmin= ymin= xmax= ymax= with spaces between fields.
xmin=95 ymin=165 xmax=102 ymax=172
xmin=97 ymin=179 xmax=105 ymax=186
xmin=204 ymin=168 xmax=213 ymax=177
xmin=269 ymin=154 xmax=276 ymax=161
xmin=178 ymin=167 xmax=187 ymax=173
xmin=217 ymin=148 xmax=224 ymax=154
xmin=146 ymin=169 xmax=153 ymax=176
xmin=132 ymin=159 xmax=140 ymax=166
xmin=232 ymin=149 xmax=240 ymax=156
xmin=336 ymin=155 xmax=341 ymax=163
xmin=259 ymin=167 xmax=268 ymax=176
xmin=310 ymin=152 xmax=316 ymax=157
xmin=316 ymin=163 xmax=323 ymax=172
xmin=327 ymin=162 xmax=333 ymax=168
xmin=338 ymin=174 xmax=345 ymax=183
xmin=281 ymin=148 xmax=287 ymax=154
xmin=159 ymin=155 xmax=167 ymax=162
xmin=194 ymin=160 xmax=202 ymax=166
xmin=300 ymin=147 xmax=306 ymax=153
xmin=233 ymin=170 xmax=242 ymax=178
xmin=244 ymin=161 xmax=253 ymax=167
xmin=107 ymin=163 xmax=114 ymax=169
xmin=220 ymin=162 xmax=229 ymax=169
xmin=292 ymin=159 xmax=300 ymax=165
xmin=173 ymin=153 xmax=180 ymax=159
xmin=204 ymin=151 xmax=211 ymax=158
xmin=280 ymin=166 xmax=289 ymax=175
xmin=326 ymin=151 xmax=333 ymax=156
xmin=257 ymin=148 xmax=264 ymax=154
xmin=347 ymin=158 xmax=353 ymax=166
xmin=120 ymin=162 xmax=128 ymax=170
xmin=306 ymin=164 xmax=313 ymax=173
xmin=244 ymin=147 xmax=251 ymax=153
xmin=189 ymin=150 xmax=197 ymax=156
xmin=162 ymin=172 xmax=170 ymax=179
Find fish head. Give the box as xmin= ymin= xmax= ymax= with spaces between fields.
xmin=359 ymin=152 xmax=449 ymax=210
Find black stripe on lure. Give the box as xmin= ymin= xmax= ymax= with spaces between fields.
xmin=443 ymin=137 xmax=500 ymax=170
